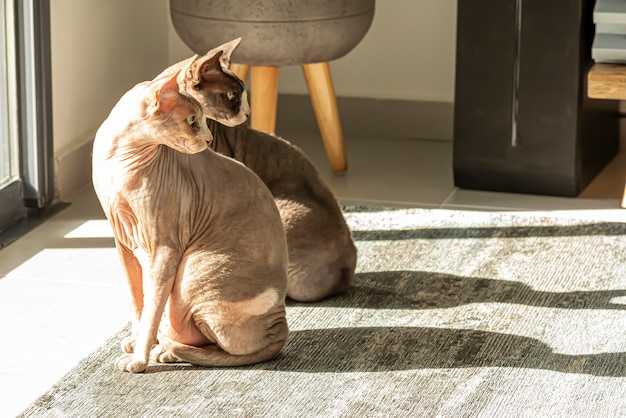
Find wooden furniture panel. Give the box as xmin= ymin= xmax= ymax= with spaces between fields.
xmin=588 ymin=64 xmax=626 ymax=100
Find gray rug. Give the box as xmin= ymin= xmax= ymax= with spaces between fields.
xmin=19 ymin=207 xmax=626 ymax=417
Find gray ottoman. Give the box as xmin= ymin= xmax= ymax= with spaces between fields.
xmin=170 ymin=0 xmax=375 ymax=173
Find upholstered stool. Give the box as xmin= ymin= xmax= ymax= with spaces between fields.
xmin=170 ymin=0 xmax=375 ymax=173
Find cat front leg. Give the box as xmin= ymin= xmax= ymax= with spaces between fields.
xmin=115 ymin=246 xmax=181 ymax=373
xmin=115 ymin=240 xmax=143 ymax=353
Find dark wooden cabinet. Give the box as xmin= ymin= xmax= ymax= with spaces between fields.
xmin=454 ymin=0 xmax=619 ymax=197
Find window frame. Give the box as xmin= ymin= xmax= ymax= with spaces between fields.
xmin=0 ymin=0 xmax=54 ymax=235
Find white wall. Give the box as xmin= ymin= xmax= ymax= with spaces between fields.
xmin=50 ymin=0 xmax=170 ymax=156
xmin=168 ymin=1 xmax=457 ymax=102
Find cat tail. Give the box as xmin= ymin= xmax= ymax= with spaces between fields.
xmin=155 ymin=337 xmax=285 ymax=367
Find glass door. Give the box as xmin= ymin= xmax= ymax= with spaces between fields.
xmin=0 ymin=0 xmax=26 ymax=233
xmin=0 ymin=0 xmax=53 ymax=236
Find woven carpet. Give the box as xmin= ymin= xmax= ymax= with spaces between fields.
xmin=19 ymin=207 xmax=626 ymax=417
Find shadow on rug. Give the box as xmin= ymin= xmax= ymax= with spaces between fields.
xmin=19 ymin=207 xmax=626 ymax=417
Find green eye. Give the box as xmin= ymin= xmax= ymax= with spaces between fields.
xmin=187 ymin=115 xmax=196 ymax=127
xmin=226 ymin=91 xmax=236 ymax=101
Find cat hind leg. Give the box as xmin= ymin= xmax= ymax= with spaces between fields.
xmin=156 ymin=304 xmax=288 ymax=367
xmin=287 ymin=246 xmax=356 ymax=302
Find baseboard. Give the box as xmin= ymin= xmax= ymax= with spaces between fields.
xmin=54 ymin=134 xmax=94 ymax=201
xmin=275 ymin=94 xmax=453 ymax=141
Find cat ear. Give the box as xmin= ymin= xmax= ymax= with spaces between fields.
xmin=203 ymin=37 xmax=241 ymax=70
xmin=216 ymin=37 xmax=241 ymax=65
xmin=152 ymin=71 xmax=183 ymax=115
xmin=187 ymin=51 xmax=222 ymax=85
xmin=188 ymin=37 xmax=242 ymax=83
xmin=199 ymin=51 xmax=223 ymax=81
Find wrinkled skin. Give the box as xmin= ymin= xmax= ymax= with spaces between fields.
xmin=92 ymin=60 xmax=288 ymax=373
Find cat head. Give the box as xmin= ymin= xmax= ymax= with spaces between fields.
xmin=144 ymin=70 xmax=213 ymax=154
xmin=178 ymin=38 xmax=250 ymax=127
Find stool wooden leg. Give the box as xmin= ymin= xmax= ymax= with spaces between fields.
xmin=302 ymin=62 xmax=347 ymax=174
xmin=230 ymin=63 xmax=250 ymax=84
xmin=250 ymin=66 xmax=279 ymax=134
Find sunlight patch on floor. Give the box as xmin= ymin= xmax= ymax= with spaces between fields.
xmin=63 ymin=219 xmax=114 ymax=238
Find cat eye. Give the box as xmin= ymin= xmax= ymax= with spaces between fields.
xmin=187 ymin=115 xmax=197 ymax=127
xmin=226 ymin=91 xmax=236 ymax=101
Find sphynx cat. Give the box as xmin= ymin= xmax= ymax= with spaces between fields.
xmin=163 ymin=38 xmax=357 ymax=302
xmin=92 ymin=61 xmax=289 ymax=372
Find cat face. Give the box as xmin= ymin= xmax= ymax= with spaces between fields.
xmin=181 ymin=38 xmax=250 ymax=128
xmin=146 ymin=71 xmax=213 ymax=154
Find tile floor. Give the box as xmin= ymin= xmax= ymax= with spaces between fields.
xmin=1 ymin=134 xmax=625 ymax=417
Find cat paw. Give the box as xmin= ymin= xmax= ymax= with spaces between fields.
xmin=115 ymin=354 xmax=147 ymax=373
xmin=150 ymin=344 xmax=180 ymax=363
xmin=156 ymin=351 xmax=179 ymax=363
xmin=120 ymin=337 xmax=135 ymax=353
